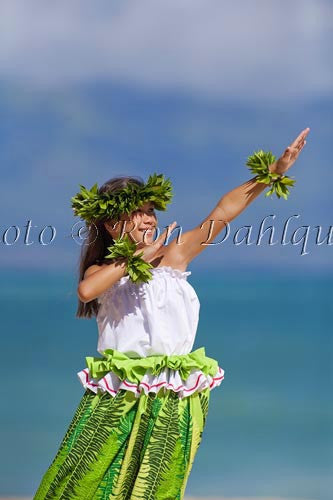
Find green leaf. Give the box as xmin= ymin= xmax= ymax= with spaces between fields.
xmin=265 ymin=187 xmax=274 ymax=197
xmin=275 ymin=183 xmax=283 ymax=196
xmin=280 ymin=176 xmax=296 ymax=186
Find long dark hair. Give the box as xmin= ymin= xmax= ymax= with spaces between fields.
xmin=75 ymin=175 xmax=144 ymax=319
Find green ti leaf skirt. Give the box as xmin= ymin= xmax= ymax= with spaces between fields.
xmin=33 ymin=386 xmax=212 ymax=500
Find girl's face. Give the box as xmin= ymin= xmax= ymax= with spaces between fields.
xmin=105 ymin=201 xmax=158 ymax=245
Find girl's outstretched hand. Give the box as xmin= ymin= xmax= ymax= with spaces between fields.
xmin=133 ymin=221 xmax=178 ymax=263
xmin=269 ymin=127 xmax=310 ymax=176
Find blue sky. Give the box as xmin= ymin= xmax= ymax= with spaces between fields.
xmin=1 ymin=0 xmax=332 ymax=273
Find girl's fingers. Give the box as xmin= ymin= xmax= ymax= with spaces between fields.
xmin=290 ymin=128 xmax=310 ymax=149
xmin=285 ymin=137 xmax=306 ymax=158
xmin=290 ymin=132 xmax=305 ymax=150
xmin=298 ymin=128 xmax=309 ymax=145
xmin=296 ymin=138 xmax=307 ymax=155
xmin=297 ymin=135 xmax=307 ymax=149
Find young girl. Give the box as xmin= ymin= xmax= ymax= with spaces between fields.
xmin=33 ymin=128 xmax=309 ymax=499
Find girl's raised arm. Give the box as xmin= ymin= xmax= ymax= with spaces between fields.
xmin=170 ymin=128 xmax=310 ymax=265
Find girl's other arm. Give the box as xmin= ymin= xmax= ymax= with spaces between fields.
xmin=78 ymin=222 xmax=179 ymax=302
xmin=77 ymin=259 xmax=127 ymax=303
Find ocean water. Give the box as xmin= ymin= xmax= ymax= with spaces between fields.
xmin=0 ymin=268 xmax=332 ymax=499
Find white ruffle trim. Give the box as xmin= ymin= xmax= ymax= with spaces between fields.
xmin=77 ymin=366 xmax=225 ymax=399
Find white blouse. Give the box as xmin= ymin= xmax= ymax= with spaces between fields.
xmin=96 ymin=266 xmax=200 ymax=358
xmin=78 ymin=265 xmax=225 ymax=399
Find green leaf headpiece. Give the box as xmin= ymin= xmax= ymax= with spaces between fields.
xmin=71 ymin=173 xmax=173 ymax=223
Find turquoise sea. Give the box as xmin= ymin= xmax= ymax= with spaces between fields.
xmin=1 ymin=268 xmax=332 ymax=499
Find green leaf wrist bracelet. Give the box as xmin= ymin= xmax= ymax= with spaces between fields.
xmin=246 ymin=150 xmax=296 ymax=200
xmin=104 ymin=234 xmax=154 ymax=284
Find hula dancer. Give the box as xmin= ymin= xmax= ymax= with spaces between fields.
xmin=34 ymin=127 xmax=309 ymax=499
